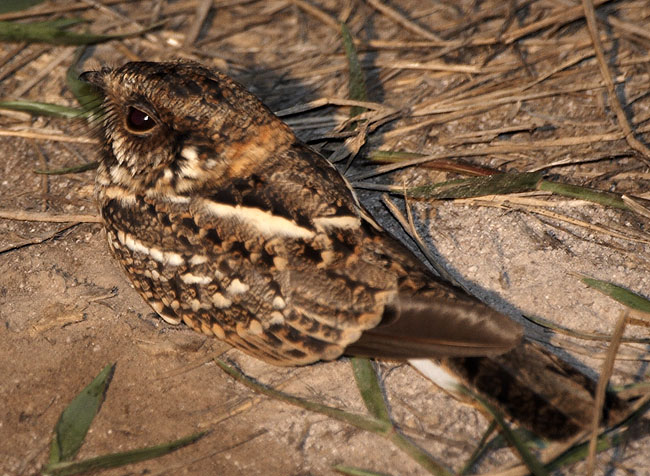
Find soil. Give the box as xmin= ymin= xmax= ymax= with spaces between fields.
xmin=1 ymin=1 xmax=649 ymax=475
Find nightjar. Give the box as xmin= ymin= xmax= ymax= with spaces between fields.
xmin=81 ymin=61 xmax=627 ymax=440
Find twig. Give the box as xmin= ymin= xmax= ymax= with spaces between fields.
xmin=0 ymin=209 xmax=101 ymax=223
xmin=0 ymin=223 xmax=80 ymax=254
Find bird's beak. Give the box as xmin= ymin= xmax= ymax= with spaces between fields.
xmin=78 ymin=70 xmax=105 ymax=89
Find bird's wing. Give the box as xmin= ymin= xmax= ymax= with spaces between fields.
xmin=191 ymin=142 xmax=522 ymax=363
xmin=344 ymin=228 xmax=523 ymax=359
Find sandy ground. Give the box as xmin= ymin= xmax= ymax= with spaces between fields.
xmin=1 ymin=1 xmax=650 ymax=475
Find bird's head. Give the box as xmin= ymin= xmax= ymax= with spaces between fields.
xmin=81 ymin=61 xmax=294 ymax=195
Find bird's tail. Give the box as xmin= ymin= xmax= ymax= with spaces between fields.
xmin=410 ymin=340 xmax=629 ymax=440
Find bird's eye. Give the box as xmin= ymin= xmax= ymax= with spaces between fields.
xmin=126 ymin=106 xmax=156 ymax=133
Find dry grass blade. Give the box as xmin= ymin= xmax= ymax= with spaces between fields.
xmin=289 ymin=0 xmax=339 ymax=30
xmin=622 ymin=195 xmax=650 ymax=218
xmin=0 ymin=128 xmax=97 ymax=143
xmin=523 ymin=314 xmax=650 ymax=344
xmin=381 ymin=194 xmax=456 ymax=285
xmin=365 ymin=0 xmax=441 ymax=41
xmin=581 ymin=0 xmax=650 ymax=166
xmin=183 ymin=0 xmax=212 ymax=46
xmin=585 ymin=311 xmax=627 ymax=475
xmin=456 ymin=197 xmax=650 ymax=244
xmin=275 ymin=97 xmax=394 ymax=117
xmin=501 ymin=0 xmax=612 ymax=44
xmin=13 ymin=47 xmax=75 ymax=97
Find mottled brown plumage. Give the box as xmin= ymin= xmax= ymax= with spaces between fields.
xmin=82 ymin=61 xmax=627 ymax=439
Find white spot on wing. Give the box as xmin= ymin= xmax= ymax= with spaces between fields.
xmin=164 ymin=251 xmax=184 ymax=266
xmin=189 ymin=255 xmax=208 ymax=265
xmin=149 ymin=247 xmax=164 ymax=262
xmin=313 ymin=215 xmax=360 ymax=230
xmin=211 ymin=292 xmax=232 ymax=308
xmin=272 ymin=296 xmax=286 ymax=310
xmin=103 ymin=186 xmax=137 ymax=205
xmin=269 ymin=311 xmax=285 ymax=325
xmin=180 ymin=273 xmax=212 ymax=284
xmin=122 ymin=233 xmax=150 ymax=255
xmin=145 ymin=189 xmax=191 ymax=204
xmin=202 ymin=199 xmax=315 ymax=239
xmin=115 ymin=231 xmax=184 ymax=266
xmin=226 ymin=279 xmax=249 ymax=295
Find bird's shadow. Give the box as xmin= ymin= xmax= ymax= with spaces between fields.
xmin=234 ymin=50 xmax=608 ymax=382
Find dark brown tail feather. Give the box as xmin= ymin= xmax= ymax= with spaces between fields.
xmin=441 ymin=340 xmax=629 ymax=440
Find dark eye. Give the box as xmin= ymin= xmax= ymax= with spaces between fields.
xmin=126 ymin=106 xmax=156 ymax=133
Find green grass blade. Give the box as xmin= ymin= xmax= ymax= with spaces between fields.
xmin=459 ymin=420 xmax=498 ymax=475
xmin=0 ymin=0 xmax=46 ymax=14
xmin=461 ymin=388 xmax=549 ymax=476
xmin=538 ymin=180 xmax=627 ymax=210
xmin=341 ymin=22 xmax=367 ymax=117
xmin=387 ymin=430 xmax=452 ymax=475
xmin=581 ymin=277 xmax=650 ymax=314
xmin=544 ymin=430 xmax=626 ymax=472
xmin=43 ymin=431 xmax=206 ymax=476
xmin=350 ymin=358 xmax=390 ymax=422
xmin=215 ymin=359 xmax=389 ymax=433
xmin=66 ymin=48 xmax=103 ymax=112
xmin=407 ymin=172 xmax=543 ymax=200
xmin=49 ymin=364 xmax=115 ymax=464
xmin=0 ymin=100 xmax=84 ymax=119
xmin=215 ymin=359 xmax=452 ymax=475
xmin=0 ymin=19 xmax=159 ymax=45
